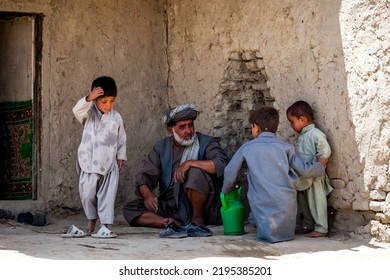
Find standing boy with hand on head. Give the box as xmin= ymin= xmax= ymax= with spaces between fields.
xmin=286 ymin=100 xmax=333 ymax=238
xmin=222 ymin=106 xmax=327 ymax=243
xmin=67 ymin=76 xmax=127 ymax=238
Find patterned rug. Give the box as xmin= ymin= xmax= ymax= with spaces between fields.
xmin=0 ymin=100 xmax=33 ymax=200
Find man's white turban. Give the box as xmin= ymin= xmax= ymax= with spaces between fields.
xmin=162 ymin=104 xmax=200 ymax=127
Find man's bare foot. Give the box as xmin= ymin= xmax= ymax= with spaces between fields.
xmin=87 ymin=219 xmax=97 ymax=234
xmin=191 ymin=218 xmax=205 ymax=226
xmin=163 ymin=218 xmax=182 ymax=227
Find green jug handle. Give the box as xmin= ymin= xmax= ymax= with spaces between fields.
xmin=220 ymin=192 xmax=228 ymax=210
xmin=238 ymin=186 xmax=242 ymax=200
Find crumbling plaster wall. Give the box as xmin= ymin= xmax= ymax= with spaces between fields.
xmin=0 ymin=0 xmax=168 ymax=215
xmin=167 ymin=0 xmax=390 ymax=240
xmin=0 ymin=0 xmax=389 ymax=242
xmin=339 ymin=0 xmax=390 ymax=241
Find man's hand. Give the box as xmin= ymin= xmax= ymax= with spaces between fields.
xmin=173 ymin=159 xmax=216 ymax=183
xmin=174 ymin=161 xmax=190 ymax=183
xmin=139 ymin=185 xmax=158 ymax=213
xmin=144 ymin=195 xmax=158 ymax=213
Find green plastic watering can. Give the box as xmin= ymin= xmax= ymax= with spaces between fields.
xmin=220 ymin=186 xmax=245 ymax=235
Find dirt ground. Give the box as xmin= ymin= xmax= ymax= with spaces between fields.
xmin=1 ymin=213 xmax=390 ymax=260
xmin=2 ymin=214 xmax=390 ymax=279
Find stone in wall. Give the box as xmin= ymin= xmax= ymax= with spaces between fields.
xmin=214 ymin=50 xmax=274 ymax=160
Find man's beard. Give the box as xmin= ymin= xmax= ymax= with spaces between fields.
xmin=172 ymin=128 xmax=195 ymax=146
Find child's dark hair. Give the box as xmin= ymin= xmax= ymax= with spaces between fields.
xmin=286 ymin=100 xmax=314 ymax=122
xmin=91 ymin=76 xmax=117 ymax=98
xmin=249 ymin=106 xmax=279 ymax=133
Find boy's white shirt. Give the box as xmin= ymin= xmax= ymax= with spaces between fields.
xmin=72 ymin=97 xmax=127 ymax=176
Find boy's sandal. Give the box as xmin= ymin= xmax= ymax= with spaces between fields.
xmin=91 ymin=225 xmax=117 ymax=238
xmin=305 ymin=231 xmax=328 ymax=238
xmin=61 ymin=225 xmax=87 ymax=238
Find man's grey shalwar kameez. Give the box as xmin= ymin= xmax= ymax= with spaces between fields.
xmin=123 ymin=132 xmax=227 ymax=226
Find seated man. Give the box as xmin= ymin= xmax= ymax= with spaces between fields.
xmin=123 ymin=104 xmax=228 ymax=238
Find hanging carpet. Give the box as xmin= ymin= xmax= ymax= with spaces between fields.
xmin=0 ymin=100 xmax=33 ymax=200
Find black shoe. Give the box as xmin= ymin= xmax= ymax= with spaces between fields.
xmin=16 ymin=211 xmax=49 ymax=226
xmin=0 ymin=209 xmax=15 ymax=220
xmin=159 ymin=223 xmax=188 ymax=238
xmin=184 ymin=223 xmax=213 ymax=237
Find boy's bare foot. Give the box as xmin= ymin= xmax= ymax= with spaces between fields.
xmin=305 ymin=231 xmax=328 ymax=238
xmin=295 ymin=228 xmax=313 ymax=234
xmin=87 ymin=219 xmax=97 ymax=234
xmin=190 ymin=219 xmax=205 ymax=226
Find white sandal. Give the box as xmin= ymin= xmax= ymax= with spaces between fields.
xmin=61 ymin=225 xmax=87 ymax=238
xmin=91 ymin=225 xmax=117 ymax=238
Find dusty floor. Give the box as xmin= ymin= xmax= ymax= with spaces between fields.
xmin=1 ymin=213 xmax=390 ymax=260
xmin=2 ymin=214 xmax=390 ymax=280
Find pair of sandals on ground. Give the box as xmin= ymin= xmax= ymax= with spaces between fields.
xmin=61 ymin=224 xmax=117 ymax=238
xmin=159 ymin=222 xmax=213 ymax=238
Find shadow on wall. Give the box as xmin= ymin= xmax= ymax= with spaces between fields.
xmin=211 ymin=0 xmax=374 ymax=239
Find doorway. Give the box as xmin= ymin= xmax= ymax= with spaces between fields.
xmin=0 ymin=12 xmax=42 ymax=200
